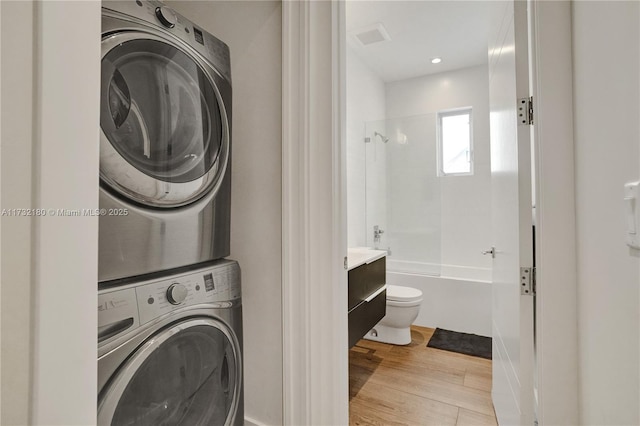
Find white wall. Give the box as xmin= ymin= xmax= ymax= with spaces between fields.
xmin=572 ymin=2 xmax=640 ymax=424
xmin=346 ymin=47 xmax=386 ymax=248
xmin=167 ymin=2 xmax=283 ymax=424
xmin=385 ymin=65 xmax=492 ymax=280
xmin=1 ymin=2 xmax=35 ymax=423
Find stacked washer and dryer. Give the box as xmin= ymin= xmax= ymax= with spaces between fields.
xmin=97 ymin=2 xmax=243 ymax=424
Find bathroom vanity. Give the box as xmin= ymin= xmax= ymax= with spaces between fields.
xmin=347 ymin=248 xmax=387 ymax=348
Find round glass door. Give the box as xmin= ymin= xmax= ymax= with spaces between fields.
xmin=98 ymin=319 xmax=240 ymax=425
xmin=100 ymin=33 xmax=229 ymax=207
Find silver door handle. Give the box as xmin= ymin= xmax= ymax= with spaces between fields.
xmin=482 ymin=247 xmax=495 ymax=258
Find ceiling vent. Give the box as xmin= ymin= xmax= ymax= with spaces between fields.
xmin=349 ymin=23 xmax=391 ymax=47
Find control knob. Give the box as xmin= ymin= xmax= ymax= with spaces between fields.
xmin=167 ymin=283 xmax=188 ymax=305
xmin=155 ymin=6 xmax=177 ymax=28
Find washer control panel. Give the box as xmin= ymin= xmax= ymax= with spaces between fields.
xmin=98 ymin=260 xmax=241 ymax=337
xmin=134 ymin=261 xmax=240 ymax=324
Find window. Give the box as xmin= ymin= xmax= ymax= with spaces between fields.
xmin=437 ymin=108 xmax=473 ymax=176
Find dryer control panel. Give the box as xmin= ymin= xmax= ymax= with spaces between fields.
xmin=98 ymin=260 xmax=241 ymax=341
xmin=102 ymin=1 xmax=232 ymax=82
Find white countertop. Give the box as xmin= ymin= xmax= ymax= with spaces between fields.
xmin=347 ymin=247 xmax=387 ymax=271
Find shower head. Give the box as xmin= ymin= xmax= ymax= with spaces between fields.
xmin=374 ymin=131 xmax=389 ymax=143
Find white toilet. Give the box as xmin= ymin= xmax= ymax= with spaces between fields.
xmin=364 ymin=284 xmax=423 ymax=345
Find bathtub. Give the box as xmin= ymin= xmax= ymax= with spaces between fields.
xmin=386 ymin=267 xmax=492 ymax=337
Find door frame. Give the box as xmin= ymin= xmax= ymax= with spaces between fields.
xmin=528 ymin=1 xmax=578 ymax=423
xmin=281 ymin=1 xmax=349 ymax=424
xmin=281 ymin=1 xmax=577 ymax=424
xmin=0 ymin=1 xmax=101 ymax=424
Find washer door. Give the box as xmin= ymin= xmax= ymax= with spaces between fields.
xmin=100 ymin=32 xmax=229 ymax=208
xmin=98 ymin=318 xmax=241 ymax=426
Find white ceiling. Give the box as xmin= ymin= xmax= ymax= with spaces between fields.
xmin=346 ymin=1 xmax=493 ymax=83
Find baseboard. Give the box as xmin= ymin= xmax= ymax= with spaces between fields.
xmin=244 ymin=416 xmax=265 ymax=426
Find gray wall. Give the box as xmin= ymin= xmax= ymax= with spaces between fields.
xmin=167 ymin=2 xmax=283 ymax=424
xmin=572 ymin=2 xmax=640 ymax=424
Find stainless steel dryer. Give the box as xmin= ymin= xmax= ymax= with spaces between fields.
xmin=99 ymin=1 xmax=232 ymax=282
xmin=98 ymin=259 xmax=243 ymax=425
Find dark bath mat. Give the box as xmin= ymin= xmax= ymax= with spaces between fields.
xmin=427 ymin=328 xmax=492 ymax=359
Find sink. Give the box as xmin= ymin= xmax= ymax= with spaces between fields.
xmin=347 ymin=247 xmax=387 ymax=270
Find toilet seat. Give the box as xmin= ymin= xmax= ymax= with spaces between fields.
xmin=386 ymin=285 xmax=422 ymax=303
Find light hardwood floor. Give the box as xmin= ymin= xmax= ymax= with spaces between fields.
xmin=349 ymin=326 xmax=497 ymax=426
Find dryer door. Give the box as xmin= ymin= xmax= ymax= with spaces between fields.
xmin=100 ymin=32 xmax=229 ymax=208
xmin=98 ymin=318 xmax=241 ymax=426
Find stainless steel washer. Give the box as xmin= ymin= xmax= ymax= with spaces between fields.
xmin=98 ymin=259 xmax=243 ymax=425
xmin=99 ymin=1 xmax=233 ymax=282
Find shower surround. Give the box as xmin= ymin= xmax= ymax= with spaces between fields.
xmin=347 ymin=47 xmax=492 ymax=336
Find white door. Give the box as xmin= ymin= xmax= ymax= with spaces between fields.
xmin=488 ymin=1 xmax=536 ymax=425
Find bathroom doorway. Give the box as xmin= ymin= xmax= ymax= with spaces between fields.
xmin=346 ymin=0 xmax=494 ymax=336
xmin=280 ymin=1 xmax=577 ymax=423
xmin=345 ymin=1 xmax=531 ymax=424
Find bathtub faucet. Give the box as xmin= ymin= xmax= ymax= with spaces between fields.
xmin=373 ymin=225 xmax=384 ymax=248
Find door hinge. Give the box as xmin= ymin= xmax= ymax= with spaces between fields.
xmin=520 ymin=266 xmax=536 ymax=296
xmin=518 ymin=96 xmax=534 ymax=125
xmin=344 ymin=256 xmax=348 ymax=270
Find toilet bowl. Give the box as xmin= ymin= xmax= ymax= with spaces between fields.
xmin=364 ymin=284 xmax=423 ymax=345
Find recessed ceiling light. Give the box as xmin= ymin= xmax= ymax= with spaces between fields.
xmin=431 ymin=57 xmax=442 ymax=64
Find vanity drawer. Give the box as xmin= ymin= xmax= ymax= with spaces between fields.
xmin=348 ymin=256 xmax=386 ymax=312
xmin=348 ymin=288 xmax=386 ymax=348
